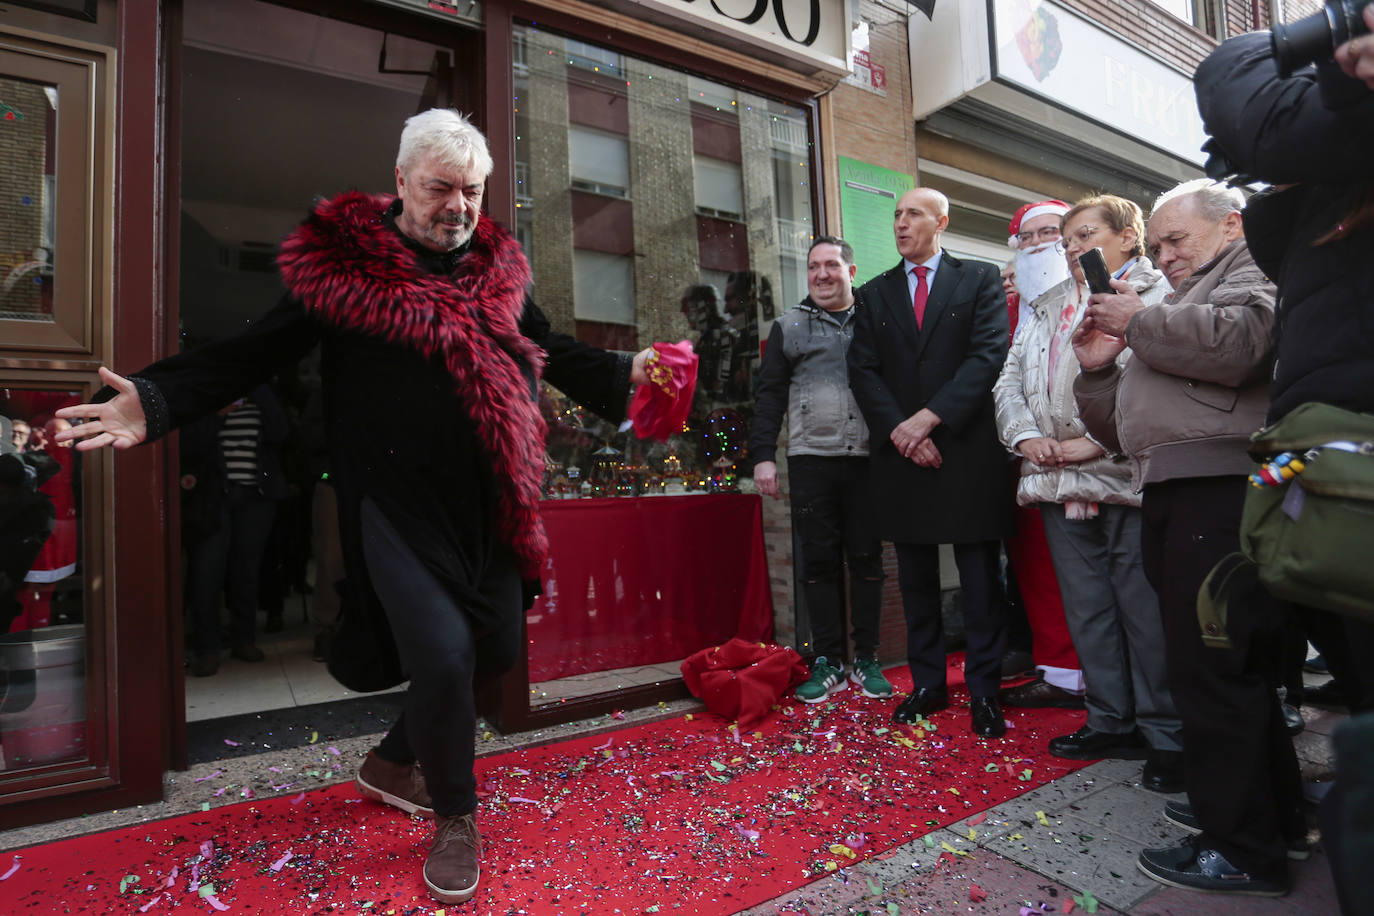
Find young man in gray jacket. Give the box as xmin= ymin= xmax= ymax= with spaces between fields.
xmin=749 ymin=236 xmax=891 ymax=703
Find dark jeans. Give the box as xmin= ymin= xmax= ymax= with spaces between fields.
xmin=789 ymin=455 xmax=883 ymax=663
xmin=189 ymin=484 xmax=277 ymax=655
xmin=360 ymin=497 xmax=522 ymax=818
xmin=1141 ymin=476 xmax=1303 ymax=878
xmin=894 ymin=540 xmax=1005 ymax=697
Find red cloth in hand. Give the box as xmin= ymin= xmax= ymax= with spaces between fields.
xmin=680 ymin=638 xmax=808 ymax=728
xmin=627 ymin=340 xmax=698 ymax=441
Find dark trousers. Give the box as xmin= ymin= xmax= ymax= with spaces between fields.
xmin=360 ymin=498 xmax=522 ymax=818
xmin=1141 ymin=476 xmax=1303 ymax=878
xmin=894 ymin=540 xmax=1005 ymax=697
xmin=789 ymin=455 xmax=883 ymax=663
xmin=189 ymin=484 xmax=277 ymax=655
xmin=1319 ymin=713 xmax=1374 ymax=916
xmin=1306 ymin=608 xmax=1374 ymax=712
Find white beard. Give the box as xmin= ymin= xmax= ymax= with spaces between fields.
xmin=1015 ymin=241 xmax=1072 ymax=306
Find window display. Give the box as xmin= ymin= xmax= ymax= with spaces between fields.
xmin=513 ymin=24 xmax=815 ymax=496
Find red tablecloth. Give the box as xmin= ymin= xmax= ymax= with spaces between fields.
xmin=527 ymin=494 xmax=773 ymax=683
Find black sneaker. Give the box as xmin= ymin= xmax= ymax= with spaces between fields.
xmin=1162 ymin=801 xmax=1310 ymax=861
xmin=1138 ymin=839 xmax=1289 ymax=896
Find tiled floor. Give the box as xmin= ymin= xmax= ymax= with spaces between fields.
xmin=186 ymin=613 xmax=686 ymax=720
xmin=184 ymin=622 xmax=394 ymax=723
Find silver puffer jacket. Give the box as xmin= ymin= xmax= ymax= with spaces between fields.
xmin=993 ymin=259 xmax=1171 ymax=506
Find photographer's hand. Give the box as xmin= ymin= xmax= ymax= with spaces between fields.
xmin=1334 ymin=5 xmax=1374 ymax=91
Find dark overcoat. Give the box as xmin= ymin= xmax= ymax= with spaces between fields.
xmin=848 ymin=251 xmax=1013 ymax=544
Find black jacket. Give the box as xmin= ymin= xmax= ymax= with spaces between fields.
xmin=848 ymin=252 xmax=1012 ymax=544
xmin=117 ymin=215 xmax=630 ymax=690
xmin=1195 ymin=32 xmax=1374 ymax=422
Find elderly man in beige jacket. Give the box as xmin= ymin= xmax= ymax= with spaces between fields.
xmin=1072 ymin=179 xmax=1301 ymax=898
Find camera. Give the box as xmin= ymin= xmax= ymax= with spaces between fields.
xmin=1272 ymin=0 xmax=1371 ymax=77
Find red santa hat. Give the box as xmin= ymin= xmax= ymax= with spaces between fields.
xmin=1008 ymin=199 xmax=1071 ymax=248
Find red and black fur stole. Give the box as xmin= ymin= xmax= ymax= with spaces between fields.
xmin=277 ymin=191 xmax=549 ymax=576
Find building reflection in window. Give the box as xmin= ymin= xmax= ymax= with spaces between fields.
xmin=0 ymin=76 xmax=58 ymax=322
xmin=514 ymin=24 xmax=813 ymax=496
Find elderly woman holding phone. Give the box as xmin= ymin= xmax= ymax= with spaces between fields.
xmin=993 ymin=194 xmax=1184 ymax=792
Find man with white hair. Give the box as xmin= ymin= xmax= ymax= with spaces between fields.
xmin=1072 ymin=179 xmax=1302 ymax=897
xmin=56 ymin=109 xmax=649 ymax=904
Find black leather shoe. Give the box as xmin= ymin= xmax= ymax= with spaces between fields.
xmin=970 ymin=696 xmax=1006 ymax=738
xmin=1049 ymin=726 xmax=1148 ymax=761
xmin=1137 ymin=839 xmax=1289 ymax=896
xmin=1142 ymin=749 xmax=1186 ymax=794
xmin=893 ymin=687 xmax=949 ymax=723
xmin=1000 ymin=649 xmax=1036 ymax=681
xmin=1000 ymin=676 xmax=1086 ymax=709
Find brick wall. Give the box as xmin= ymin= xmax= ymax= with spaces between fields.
xmin=1274 ymin=0 xmax=1324 ymax=23
xmin=1057 ymin=0 xmax=1219 ymax=73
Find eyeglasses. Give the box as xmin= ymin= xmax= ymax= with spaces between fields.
xmin=1016 ymin=226 xmax=1061 ymax=245
xmin=1065 ymin=225 xmax=1102 ymax=245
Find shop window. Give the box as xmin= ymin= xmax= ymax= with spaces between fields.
xmin=0 ymin=36 xmax=111 ymax=354
xmin=515 ymin=22 xmax=812 ymax=496
xmin=569 ymin=125 xmax=629 ymax=198
xmin=513 ymin=23 xmax=815 ymax=722
xmin=693 ymin=156 xmax=744 ymax=221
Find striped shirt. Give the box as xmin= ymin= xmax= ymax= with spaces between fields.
xmin=219 ymin=402 xmax=261 ymax=486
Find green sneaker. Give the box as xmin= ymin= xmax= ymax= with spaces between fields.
xmin=795 ymin=657 xmax=847 ymax=704
xmin=850 ymin=657 xmax=894 ymax=698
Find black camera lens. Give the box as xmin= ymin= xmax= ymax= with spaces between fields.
xmin=1271 ymin=0 xmax=1372 ymax=78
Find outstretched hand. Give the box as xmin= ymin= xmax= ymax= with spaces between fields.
xmin=54 ymin=367 xmax=148 ymax=451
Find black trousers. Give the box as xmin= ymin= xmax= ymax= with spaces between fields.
xmin=893 ymin=540 xmax=1005 ymax=697
xmin=360 ymin=497 xmax=522 ymax=818
xmin=188 ymin=484 xmax=277 ymax=655
xmin=788 ymin=455 xmax=884 ymax=663
xmin=1140 ymin=476 xmax=1303 ymax=878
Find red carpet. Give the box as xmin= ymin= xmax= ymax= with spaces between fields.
xmin=2 ymin=657 xmax=1088 ymax=914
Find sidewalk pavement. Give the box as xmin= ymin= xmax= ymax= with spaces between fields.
xmin=0 ymin=699 xmax=1344 ymax=915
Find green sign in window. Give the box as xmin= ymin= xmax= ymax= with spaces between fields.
xmin=837 ymin=157 xmax=914 ymax=287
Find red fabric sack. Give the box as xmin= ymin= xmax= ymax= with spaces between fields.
xmin=627 ymin=340 xmax=698 ymax=441
xmin=680 ymin=638 xmax=808 ymax=728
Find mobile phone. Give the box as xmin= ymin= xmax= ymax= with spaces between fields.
xmin=1078 ymin=247 xmax=1114 ymax=295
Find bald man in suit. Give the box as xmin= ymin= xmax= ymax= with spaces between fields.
xmin=848 ymin=187 xmax=1013 ymax=737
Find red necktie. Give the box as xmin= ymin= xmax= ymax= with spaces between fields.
xmin=912 ymin=265 xmax=929 ymax=329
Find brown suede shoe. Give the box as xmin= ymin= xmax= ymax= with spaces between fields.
xmin=424 ymin=812 xmax=481 ymax=903
xmin=354 ymin=750 xmax=434 ymax=817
